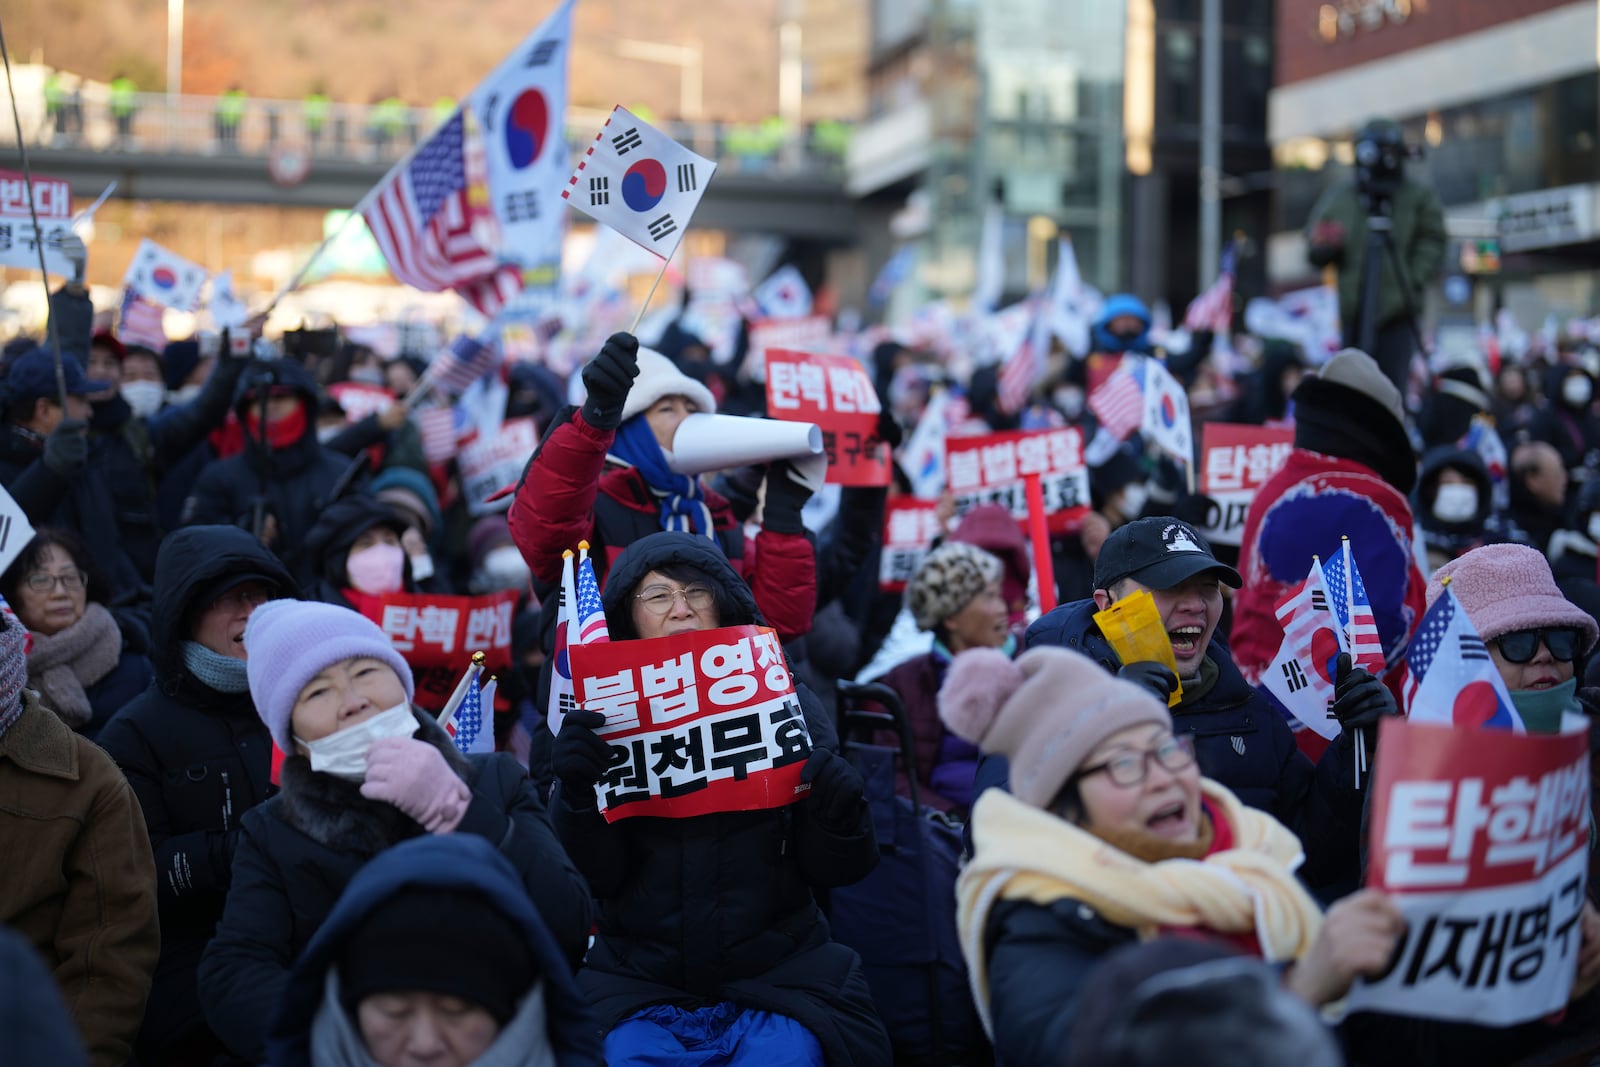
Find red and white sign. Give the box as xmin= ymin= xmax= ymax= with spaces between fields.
xmin=326 ymin=382 xmax=396 ymax=423
xmin=0 ymin=169 xmax=75 ymax=276
xmin=458 ymin=416 xmax=538 ymax=516
xmin=879 ymin=498 xmax=943 ymax=593
xmin=570 ymin=625 xmax=813 ymax=822
xmin=944 ymin=427 xmax=1090 ymax=534
xmin=360 ymin=590 xmax=519 ymax=714
xmin=766 ymin=348 xmax=890 ymax=487
xmin=747 ymin=314 xmax=831 ymax=381
xmin=1346 ymin=718 xmax=1591 ymax=1026
xmin=1198 ymin=423 xmax=1294 ymax=547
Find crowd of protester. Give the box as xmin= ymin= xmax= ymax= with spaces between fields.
xmin=0 ymin=259 xmax=1599 ymax=1067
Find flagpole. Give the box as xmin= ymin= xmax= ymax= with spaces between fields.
xmin=629 ymin=248 xmax=675 ymax=335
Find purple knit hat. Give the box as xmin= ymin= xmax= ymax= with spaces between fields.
xmin=1427 ymin=543 xmax=1599 ymax=653
xmin=243 ymin=600 xmax=414 ymax=752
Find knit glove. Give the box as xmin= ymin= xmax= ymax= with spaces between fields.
xmin=552 ymin=710 xmax=612 ymax=801
xmin=42 ymin=418 xmax=89 ymax=477
xmin=359 ymin=737 xmax=471 ymax=833
xmin=580 ymin=332 xmax=640 ymax=432
xmin=761 ymin=456 xmax=823 ymax=535
xmin=801 ymin=748 xmax=866 ymax=831
xmin=1117 ymin=660 xmax=1179 ymax=702
xmin=1331 ymin=652 xmax=1398 ymax=754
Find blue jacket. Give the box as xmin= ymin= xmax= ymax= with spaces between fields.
xmin=267 ymin=834 xmax=603 ymax=1066
xmin=1021 ymin=600 xmax=1364 ymax=891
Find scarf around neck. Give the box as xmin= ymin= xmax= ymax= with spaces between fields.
xmin=609 ymin=414 xmax=714 ymax=538
xmin=956 ymin=780 xmax=1323 ymax=1035
xmin=181 ymin=640 xmax=251 ymax=693
xmin=27 ymin=602 xmax=121 ymax=729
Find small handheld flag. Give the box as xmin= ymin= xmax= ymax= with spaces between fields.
xmin=1404 ymin=579 xmax=1524 ymax=732
xmin=123 ymin=239 xmax=208 ymax=312
xmin=1263 ymin=556 xmax=1343 ymax=740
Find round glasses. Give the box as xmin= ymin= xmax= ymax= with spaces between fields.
xmin=634 ymin=584 xmax=715 ymax=617
xmin=25 ymin=569 xmax=86 ymax=594
xmin=1076 ymin=735 xmax=1196 ymax=788
xmin=1494 ymin=627 xmax=1582 ymax=664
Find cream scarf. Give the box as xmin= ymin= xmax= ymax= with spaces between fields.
xmin=957 ymin=780 xmax=1324 ymax=1034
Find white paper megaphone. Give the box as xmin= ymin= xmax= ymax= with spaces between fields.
xmin=665 ymin=413 xmax=824 ymax=476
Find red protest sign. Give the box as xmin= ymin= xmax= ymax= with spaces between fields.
xmin=360 ymin=591 xmax=519 ymax=714
xmin=1197 ymin=423 xmax=1294 ymax=547
xmin=944 ymin=427 xmax=1090 ymax=534
xmin=0 ymin=170 xmax=71 ymax=219
xmin=326 ymin=382 xmax=396 ymax=423
xmin=569 ymin=624 xmax=813 ymax=822
xmin=1347 ymin=717 xmax=1591 ymax=1026
xmin=879 ymin=498 xmax=942 ymax=593
xmin=766 ymin=348 xmax=891 ymax=486
xmin=458 ymin=417 xmax=538 ymax=517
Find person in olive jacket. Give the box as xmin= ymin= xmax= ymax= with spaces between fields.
xmin=97 ymin=524 xmax=298 ymax=1064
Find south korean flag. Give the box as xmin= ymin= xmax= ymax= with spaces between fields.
xmin=123 ymin=239 xmax=208 ymax=313
xmin=561 ymin=105 xmax=716 ymax=260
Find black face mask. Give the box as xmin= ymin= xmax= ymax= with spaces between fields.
xmin=1111 ymin=329 xmax=1143 ymax=346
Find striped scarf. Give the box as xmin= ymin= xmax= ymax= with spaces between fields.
xmin=610 ymin=415 xmax=715 ymax=539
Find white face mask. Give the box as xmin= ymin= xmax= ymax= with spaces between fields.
xmin=1118 ymin=482 xmax=1149 ymax=519
xmin=1431 ymin=482 xmax=1479 ymax=523
xmin=407 ymin=552 xmax=435 ymax=582
xmin=478 ymin=545 xmax=531 ymax=591
xmin=121 ymin=380 xmax=166 ymax=417
xmin=169 ymin=383 xmax=203 ymax=405
xmin=349 ymin=367 xmax=386 ymax=386
xmin=294 ymin=701 xmax=416 ymax=781
xmin=1053 ymin=387 xmax=1085 ymax=419
xmin=1563 ymin=375 xmax=1593 ymax=407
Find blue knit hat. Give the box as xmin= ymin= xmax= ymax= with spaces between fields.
xmin=243 ymin=600 xmax=414 ymax=752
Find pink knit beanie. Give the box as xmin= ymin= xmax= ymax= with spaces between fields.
xmin=243 ymin=600 xmax=415 ymax=752
xmin=938 ymin=646 xmax=1173 ymax=809
xmin=1427 ymin=543 xmax=1598 ymax=652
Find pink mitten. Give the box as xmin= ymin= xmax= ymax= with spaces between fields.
xmin=360 ymin=738 xmax=472 ymax=833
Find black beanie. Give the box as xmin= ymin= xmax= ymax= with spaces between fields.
xmin=338 ymin=888 xmax=538 ymax=1025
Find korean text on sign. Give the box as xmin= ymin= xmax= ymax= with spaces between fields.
xmin=879 ymin=499 xmax=943 ymax=593
xmin=0 ymin=170 xmax=75 ymax=276
xmin=359 ymin=590 xmax=519 ymax=714
xmin=944 ymin=427 xmax=1090 ymax=534
xmin=765 ymin=348 xmax=890 ymax=487
xmin=458 ymin=417 xmax=539 ymax=517
xmin=1346 ymin=718 xmax=1591 ymax=1026
xmin=1197 ymin=423 xmax=1293 ymax=548
xmin=570 ymin=625 xmax=813 ymax=822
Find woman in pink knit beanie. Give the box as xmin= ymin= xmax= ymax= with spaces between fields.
xmin=1427 ymin=542 xmax=1599 ymax=732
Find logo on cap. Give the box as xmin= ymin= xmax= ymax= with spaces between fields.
xmin=1162 ymin=523 xmax=1203 ymax=554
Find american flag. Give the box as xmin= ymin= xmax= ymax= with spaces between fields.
xmin=547 ymin=550 xmax=579 ymax=737
xmin=118 ymin=289 xmax=167 ymax=351
xmin=415 ymin=405 xmax=461 ymax=465
xmin=445 ymin=670 xmax=492 ymax=754
xmin=998 ymin=296 xmax=1049 ymax=415
xmin=1321 ymin=539 xmax=1386 ymax=674
xmin=576 ymin=554 xmax=610 ymax=644
xmin=1404 ymin=585 xmax=1523 ymax=731
xmin=426 ymin=334 xmax=500 ymax=398
xmin=1262 ymin=557 xmax=1343 ymax=740
xmin=1183 ymin=241 xmax=1236 ymax=334
xmin=361 ymin=110 xmax=522 ymax=317
xmin=1088 ymin=355 xmax=1146 ymax=441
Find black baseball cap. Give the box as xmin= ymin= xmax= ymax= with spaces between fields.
xmin=1094 ymin=516 xmax=1242 ymax=593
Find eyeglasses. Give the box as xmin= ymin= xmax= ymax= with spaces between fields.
xmin=25 ymin=569 xmax=86 ymax=594
xmin=1075 ymin=735 xmax=1196 ymax=788
xmin=1494 ymin=627 xmax=1582 ymax=664
xmin=634 ymin=584 xmax=715 ymax=616
xmin=212 ymin=587 xmax=272 ymax=613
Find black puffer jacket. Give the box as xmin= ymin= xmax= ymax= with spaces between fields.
xmin=198 ymin=709 xmax=592 ymax=1064
xmin=96 ymin=525 xmax=296 ymax=1060
xmin=181 ymin=358 xmax=366 ymax=592
xmin=552 ymin=532 xmax=888 ymax=1065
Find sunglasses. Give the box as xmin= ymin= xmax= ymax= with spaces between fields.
xmin=1494 ymin=627 xmax=1582 ymax=664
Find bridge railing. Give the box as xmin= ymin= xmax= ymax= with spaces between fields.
xmin=3 ymin=90 xmax=850 ymax=178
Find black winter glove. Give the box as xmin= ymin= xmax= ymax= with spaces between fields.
xmin=1117 ymin=660 xmax=1180 ymax=703
xmin=580 ymin=332 xmax=640 ymax=431
xmin=1331 ymin=652 xmax=1398 ymax=753
xmin=801 ymin=748 xmax=866 ymax=830
xmin=551 ymin=710 xmax=612 ymax=800
xmin=42 ymin=417 xmax=89 ymax=477
xmin=761 ymin=458 xmax=815 ymax=536
xmin=875 ymin=408 xmax=904 ymax=451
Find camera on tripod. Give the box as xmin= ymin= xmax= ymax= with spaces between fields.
xmin=1354 ymin=118 xmax=1423 ymax=215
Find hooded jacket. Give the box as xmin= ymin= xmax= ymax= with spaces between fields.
xmin=301 ymin=493 xmax=411 ymax=608
xmin=551 ymin=532 xmax=888 ymax=1065
xmin=268 ymin=834 xmax=603 ymax=1067
xmin=96 ymin=525 xmax=298 ymax=1058
xmin=1414 ymin=446 xmax=1495 ymax=566
xmin=182 ymin=358 xmax=366 ymax=591
xmin=199 ymin=707 xmax=592 ymax=1064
